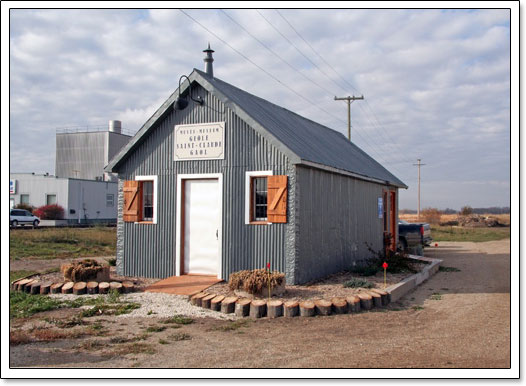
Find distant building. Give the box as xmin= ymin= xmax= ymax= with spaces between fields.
xmin=55 ymin=120 xmax=131 ymax=182
xmin=9 ymin=173 xmax=117 ymax=224
xmin=10 ymin=120 xmax=131 ymax=224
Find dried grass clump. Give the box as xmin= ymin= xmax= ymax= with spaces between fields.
xmin=228 ymin=269 xmax=285 ymax=294
xmin=61 ymin=259 xmax=104 ymax=282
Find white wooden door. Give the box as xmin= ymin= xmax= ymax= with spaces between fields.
xmin=183 ymin=179 xmax=220 ymax=275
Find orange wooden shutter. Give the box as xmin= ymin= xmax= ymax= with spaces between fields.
xmin=123 ymin=180 xmax=140 ymax=222
xmin=267 ymin=175 xmax=287 ymax=223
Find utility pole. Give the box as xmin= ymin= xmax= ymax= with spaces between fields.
xmin=413 ymin=159 xmax=426 ymax=220
xmin=334 ymin=95 xmax=364 ymax=141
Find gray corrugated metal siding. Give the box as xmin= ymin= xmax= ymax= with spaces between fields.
xmin=116 ymin=84 xmax=292 ymax=281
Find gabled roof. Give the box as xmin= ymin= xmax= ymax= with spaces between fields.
xmin=106 ymin=69 xmax=406 ymax=188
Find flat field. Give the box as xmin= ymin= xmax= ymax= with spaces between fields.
xmin=9 ymin=227 xmax=116 ymax=260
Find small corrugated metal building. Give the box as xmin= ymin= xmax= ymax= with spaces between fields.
xmin=105 ymin=50 xmax=406 ymax=284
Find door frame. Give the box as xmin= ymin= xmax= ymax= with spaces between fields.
xmin=175 ymin=173 xmax=223 ymax=279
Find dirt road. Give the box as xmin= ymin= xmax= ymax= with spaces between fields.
xmin=10 ymin=240 xmax=510 ymax=368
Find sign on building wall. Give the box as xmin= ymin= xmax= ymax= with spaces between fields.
xmin=378 ymin=197 xmax=383 ymax=218
xmin=10 ymin=180 xmax=16 ymax=194
xmin=174 ymin=122 xmax=225 ymax=161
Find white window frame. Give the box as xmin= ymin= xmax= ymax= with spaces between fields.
xmin=135 ymin=175 xmax=158 ymax=224
xmin=175 ymin=173 xmax=223 ymax=278
xmin=244 ymin=170 xmax=273 ymax=225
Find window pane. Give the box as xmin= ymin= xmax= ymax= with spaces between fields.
xmin=142 ymin=181 xmax=153 ymax=221
xmin=46 ymin=194 xmax=56 ymax=205
xmin=106 ymin=194 xmax=114 ymax=207
xmin=20 ymin=194 xmax=29 ymax=204
xmin=252 ymin=177 xmax=267 ymax=221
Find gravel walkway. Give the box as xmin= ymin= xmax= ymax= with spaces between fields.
xmin=48 ymin=292 xmax=236 ymax=320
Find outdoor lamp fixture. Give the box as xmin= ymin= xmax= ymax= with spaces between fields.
xmin=174 ymin=75 xmax=203 ymax=110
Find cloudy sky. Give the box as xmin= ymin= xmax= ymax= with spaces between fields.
xmin=8 ymin=7 xmax=511 ymax=210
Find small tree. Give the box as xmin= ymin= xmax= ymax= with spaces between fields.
xmin=14 ymin=203 xmax=33 ymax=213
xmin=34 ymin=204 xmax=65 ymax=220
xmin=420 ymin=207 xmax=442 ymax=224
xmin=460 ymin=206 xmax=473 ymax=216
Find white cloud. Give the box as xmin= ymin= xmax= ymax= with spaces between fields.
xmin=8 ymin=8 xmax=511 ymax=209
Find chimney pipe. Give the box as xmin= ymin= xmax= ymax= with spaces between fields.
xmin=203 ymin=43 xmax=214 ymax=77
xmin=108 ymin=120 xmax=122 ymax=134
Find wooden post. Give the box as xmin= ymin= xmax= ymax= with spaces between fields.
xmin=50 ymin=283 xmax=64 ymax=294
xmin=40 ymin=282 xmax=53 ymax=295
xmin=221 ymin=296 xmax=238 ymax=314
xmin=331 ymin=297 xmax=348 ymax=314
xmin=122 ymin=281 xmax=135 ymax=293
xmin=87 ymin=282 xmax=99 ymax=295
xmin=370 ymin=288 xmax=390 ymax=305
xmin=250 ymin=300 xmax=267 ymax=318
xmin=16 ymin=279 xmax=32 ymax=292
xmin=61 ymin=282 xmax=74 ymax=294
xmin=284 ymin=301 xmax=299 ymax=317
xmin=23 ymin=280 xmax=36 ymax=293
xmin=314 ymin=300 xmax=332 ymax=316
xmin=346 ymin=295 xmax=361 ymax=313
xmin=109 ymin=281 xmax=123 ymax=293
xmin=357 ymin=293 xmax=373 ymax=310
xmin=98 ymin=282 xmax=110 ymax=294
xmin=201 ymin=294 xmax=217 ymax=309
xmin=235 ymin=298 xmax=251 ymax=317
xmin=30 ymin=282 xmax=41 ymax=295
xmin=210 ymin=295 xmax=225 ymax=311
xmin=190 ymin=292 xmax=208 ymax=307
xmin=267 ymin=300 xmax=283 ymax=318
xmin=368 ymin=291 xmax=383 ymax=308
xmin=73 ymin=282 xmax=87 ymax=295
xmin=299 ymin=301 xmax=315 ymax=317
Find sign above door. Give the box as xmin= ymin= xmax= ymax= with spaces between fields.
xmin=174 ymin=122 xmax=225 ymax=161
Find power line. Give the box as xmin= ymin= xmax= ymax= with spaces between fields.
xmin=221 ymin=10 xmax=406 ymax=166
xmin=275 ymin=9 xmax=414 ymax=163
xmin=255 ymin=9 xmax=348 ymax=95
xmin=220 ymin=10 xmax=336 ymax=97
xmin=179 ymin=10 xmax=341 ymax=125
xmin=275 ymin=9 xmax=361 ymax=94
xmin=181 ymin=10 xmax=406 ymax=177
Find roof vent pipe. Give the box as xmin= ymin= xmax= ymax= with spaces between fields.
xmin=109 ymin=120 xmax=122 ymax=134
xmin=203 ymin=43 xmax=214 ymax=77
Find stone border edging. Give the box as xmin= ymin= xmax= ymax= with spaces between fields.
xmin=385 ymin=254 xmax=443 ymax=303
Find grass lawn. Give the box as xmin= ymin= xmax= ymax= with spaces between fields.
xmin=10 ymin=227 xmax=116 ymax=260
xmin=431 ymin=225 xmax=510 ymax=242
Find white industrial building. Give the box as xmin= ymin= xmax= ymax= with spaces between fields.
xmin=9 ymin=173 xmax=118 ymax=224
xmin=9 ymin=120 xmax=131 ymax=224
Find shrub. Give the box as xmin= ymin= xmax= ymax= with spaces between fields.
xmin=460 ymin=206 xmax=473 ymax=216
xmin=420 ymin=207 xmax=442 ymax=224
xmin=14 ymin=203 xmax=34 ymax=213
xmin=107 ymin=258 xmax=116 ymax=266
xmin=228 ymin=269 xmax=285 ymax=294
xmin=349 ymin=263 xmax=379 ymax=276
xmin=34 ymin=204 xmax=65 ymax=220
xmin=61 ymin=259 xmax=104 ymax=282
xmin=364 ymin=243 xmax=420 ymax=274
xmin=343 ymin=277 xmax=374 ymax=288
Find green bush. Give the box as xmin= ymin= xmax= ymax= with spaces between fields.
xmin=349 ymin=264 xmax=379 ymax=276
xmin=343 ymin=277 xmax=374 ymax=288
xmin=14 ymin=203 xmax=34 ymax=213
